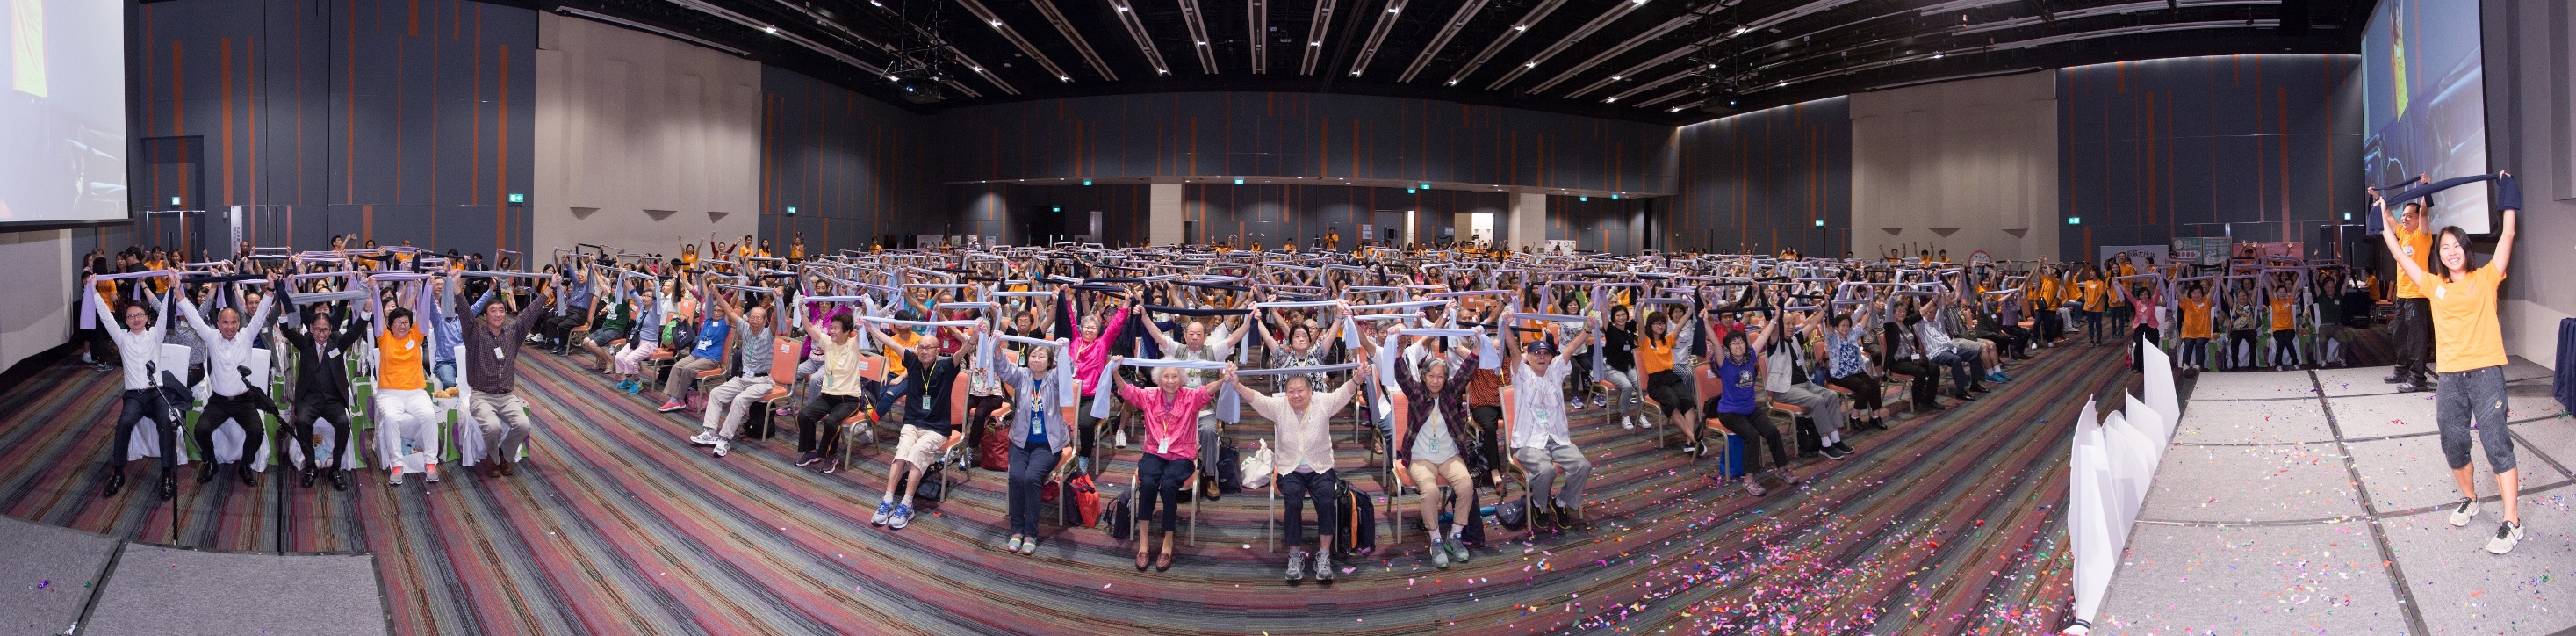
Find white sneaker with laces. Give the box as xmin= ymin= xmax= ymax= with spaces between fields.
xmin=2448 ymin=497 xmax=2478 ymax=527
xmin=2488 ymin=522 xmax=2523 ymax=555
xmin=712 ymin=440 xmax=730 ymax=458
xmin=1621 ymin=416 xmax=1636 ymax=430
xmin=688 ymin=431 xmax=718 ymax=446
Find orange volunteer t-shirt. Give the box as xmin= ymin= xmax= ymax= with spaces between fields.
xmin=2427 ymin=266 xmax=2508 ymax=373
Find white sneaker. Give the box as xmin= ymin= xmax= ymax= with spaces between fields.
xmin=2488 ymin=522 xmax=2524 ymax=555
xmin=688 ymin=431 xmax=718 ymax=446
xmin=1621 ymin=415 xmax=1636 ymax=430
xmin=2448 ymin=497 xmax=2477 ymax=527
xmin=711 ymin=440 xmax=730 ymax=458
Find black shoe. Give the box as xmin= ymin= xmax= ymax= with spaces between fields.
xmin=2396 ymin=381 xmax=2428 ymax=394
xmin=237 ymin=464 xmax=259 ymax=487
xmin=1561 ymin=506 xmax=1587 ymax=529
xmin=1820 ymin=444 xmax=1850 ymax=460
xmin=196 ymin=462 xmax=216 ymax=484
xmin=157 ymin=474 xmax=177 ymax=500
xmin=1832 ymin=442 xmax=1856 ymax=454
xmin=2383 ymin=372 xmax=2404 ymax=384
xmin=1532 ymin=504 xmax=1557 ymax=531
xmin=1968 ymin=383 xmax=1990 ymax=394
xmin=299 ymin=466 xmax=317 ymax=488
xmin=329 ymin=470 xmax=349 ymax=491
xmin=1867 ymin=418 xmax=1886 ymax=430
xmin=1952 ymin=392 xmax=1976 ymax=402
xmin=102 ymin=472 xmax=126 ymax=498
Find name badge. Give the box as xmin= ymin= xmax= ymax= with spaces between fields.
xmin=2434 ymin=285 xmax=2447 ymax=300
xmin=1157 ymin=436 xmax=1174 ymax=454
xmin=493 ymin=347 xmax=506 ymax=360
xmin=327 ymin=348 xmax=341 ymax=358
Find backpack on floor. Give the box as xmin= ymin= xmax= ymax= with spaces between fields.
xmin=1793 ymin=416 xmax=1821 ymax=456
xmin=1333 ymin=479 xmax=1378 ymax=557
xmin=1494 ymin=496 xmax=1529 ymax=531
xmin=914 ymin=465 xmax=946 ymax=503
xmin=1107 ymin=489 xmax=1134 ymax=540
xmin=1215 ymin=444 xmax=1243 ymax=494
xmin=975 ymin=423 xmax=1011 ymax=472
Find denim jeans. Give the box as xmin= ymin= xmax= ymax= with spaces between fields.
xmin=1007 ymin=441 xmax=1057 ymax=537
xmin=2435 ymin=365 xmax=2515 ymax=473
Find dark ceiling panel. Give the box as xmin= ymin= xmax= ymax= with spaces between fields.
xmin=532 ymin=0 xmax=2366 ymax=124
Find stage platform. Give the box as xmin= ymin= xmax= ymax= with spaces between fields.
xmin=2102 ymin=358 xmax=2574 ymax=634
xmin=0 ymin=341 xmax=2132 ymax=634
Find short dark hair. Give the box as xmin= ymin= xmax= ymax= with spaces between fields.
xmin=388 ymin=307 xmax=414 ymax=323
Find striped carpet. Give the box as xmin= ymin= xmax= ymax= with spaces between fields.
xmin=0 ymin=339 xmax=2127 ymax=634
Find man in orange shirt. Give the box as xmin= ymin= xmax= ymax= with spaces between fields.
xmin=2387 ymin=201 xmax=2436 ymax=391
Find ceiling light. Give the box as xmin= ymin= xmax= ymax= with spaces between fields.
xmin=1310 ymin=41 xmax=1321 ymax=46
xmin=1115 ymin=4 xmax=1128 ymax=10
xmin=1387 ymin=6 xmax=1400 ymax=12
xmin=971 ymin=67 xmax=984 ymax=71
xmin=764 ymin=26 xmax=778 ymax=33
xmin=990 ymin=20 xmax=1004 ymax=26
xmin=1514 ymin=25 xmax=1528 ymax=31
xmin=1610 ymin=76 xmax=1621 ymax=80
xmin=1059 ymin=76 xmax=1070 ymax=81
xmin=1932 ymin=53 xmax=1942 ymax=59
xmin=1197 ymin=41 xmax=1208 ymax=46
xmin=1604 ymin=97 xmax=1616 ymax=102
xmin=1446 ymin=79 xmax=1457 ymax=85
xmin=1779 ymin=81 xmax=1788 ymax=86
xmin=1525 ymin=61 xmax=1536 ymax=68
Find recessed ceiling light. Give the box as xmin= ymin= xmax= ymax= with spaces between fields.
xmin=990 ymin=20 xmax=1003 ymax=26
xmin=1610 ymin=76 xmax=1622 ymax=80
xmin=1932 ymin=53 xmax=1941 ymax=59
xmin=1115 ymin=4 xmax=1128 ymax=10
xmin=764 ymin=26 xmax=778 ymax=33
xmin=1604 ymin=97 xmax=1616 ymax=102
xmin=1525 ymin=61 xmax=1536 ymax=68
xmin=1198 ymin=41 xmax=1208 ymax=46
xmin=1514 ymin=25 xmax=1528 ymax=31
xmin=1387 ymin=6 xmax=1400 ymax=12
xmin=1310 ymin=41 xmax=1321 ymax=46
xmin=971 ymin=67 xmax=985 ymax=71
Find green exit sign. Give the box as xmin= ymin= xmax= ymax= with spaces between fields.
xmin=507 ymin=193 xmax=525 ymax=203
xmin=787 ymin=206 xmax=798 ymax=215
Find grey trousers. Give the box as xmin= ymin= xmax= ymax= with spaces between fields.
xmin=470 ymin=390 xmax=535 ymax=463
xmin=2435 ymin=365 xmax=2515 ymax=473
xmin=1771 ymin=382 xmax=1849 ymax=438
xmin=1514 ymin=439 xmax=1593 ymax=510
xmin=702 ymin=375 xmax=777 ymax=438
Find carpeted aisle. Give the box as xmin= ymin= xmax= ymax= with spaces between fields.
xmin=0 ymin=336 xmax=2123 ymax=634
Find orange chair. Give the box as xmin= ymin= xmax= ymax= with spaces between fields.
xmin=747 ymin=337 xmax=799 ymax=440
xmin=836 ymin=353 xmax=891 ymax=466
xmin=1691 ymin=364 xmax=1740 ymax=473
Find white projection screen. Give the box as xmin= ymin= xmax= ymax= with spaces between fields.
xmin=0 ymin=0 xmax=126 ymax=225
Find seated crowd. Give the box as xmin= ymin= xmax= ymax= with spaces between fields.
xmin=73 ymin=232 xmax=2362 ymax=580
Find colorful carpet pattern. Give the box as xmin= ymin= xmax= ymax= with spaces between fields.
xmin=0 ymin=338 xmax=2143 ymax=634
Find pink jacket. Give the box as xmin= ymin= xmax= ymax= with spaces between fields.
xmin=1116 ymin=381 xmax=1218 ymax=460
xmin=1071 ymin=305 xmax=1132 ymax=396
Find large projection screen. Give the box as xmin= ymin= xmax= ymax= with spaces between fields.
xmin=0 ymin=0 xmax=126 ymax=225
xmin=2363 ymin=0 xmax=2488 ymax=235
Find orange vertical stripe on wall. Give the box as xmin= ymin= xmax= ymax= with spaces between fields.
xmin=363 ymin=204 xmax=374 ymax=241
xmin=348 ymin=0 xmax=359 ymax=205
xmin=170 ymin=42 xmax=183 ymax=136
xmin=2277 ymin=85 xmax=2289 ymax=242
xmin=246 ymin=37 xmax=258 ymax=207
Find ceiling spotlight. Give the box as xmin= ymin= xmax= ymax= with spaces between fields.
xmin=1158 ymin=69 xmax=1169 ymax=74
xmin=1525 ymin=61 xmax=1536 ymax=68
xmin=1604 ymin=97 xmax=1617 ymax=102
xmin=990 ymin=20 xmax=1004 ymax=26
xmin=970 ymin=67 xmax=984 ymax=71
xmin=1058 ymin=76 xmax=1070 ymax=81
xmin=1350 ymin=70 xmax=1361 ymax=76
xmin=1445 ymin=79 xmax=1457 ymax=85
xmin=1115 ymin=4 xmax=1128 ymax=11
xmin=1779 ymin=81 xmax=1787 ymax=86
xmin=1731 ymin=26 xmax=1747 ymax=35
xmin=764 ymin=26 xmax=779 ymax=33
xmin=1387 ymin=6 xmax=1400 ymax=12
xmin=1310 ymin=41 xmax=1321 ymax=46
xmin=1197 ymin=41 xmax=1208 ymax=46
xmin=1610 ymin=76 xmax=1622 ymax=80
xmin=1514 ymin=25 xmax=1528 ymax=31
xmin=1932 ymin=53 xmax=1941 ymax=59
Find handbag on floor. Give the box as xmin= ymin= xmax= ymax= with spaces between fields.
xmin=1457 ymin=487 xmax=1488 ymax=548
xmin=1107 ymin=489 xmax=1134 ymax=540
xmin=1332 ymin=478 xmax=1378 ymax=557
xmin=975 ymin=423 xmax=1011 ymax=472
xmin=1215 ymin=444 xmax=1242 ymax=494
xmin=1239 ymin=440 xmax=1274 ymax=490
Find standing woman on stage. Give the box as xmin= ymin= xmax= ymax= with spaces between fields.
xmin=2378 ymin=171 xmax=2522 ymax=554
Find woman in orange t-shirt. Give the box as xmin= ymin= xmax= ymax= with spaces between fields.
xmin=2375 ymin=171 xmax=2522 ymax=554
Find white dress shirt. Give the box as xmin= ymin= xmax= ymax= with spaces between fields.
xmin=177 ymin=294 xmax=275 ymax=398
xmin=1508 ymin=354 xmax=1573 ymax=449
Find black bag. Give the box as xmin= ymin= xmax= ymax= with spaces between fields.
xmin=1333 ymin=479 xmax=1378 ymax=557
xmin=1107 ymin=489 xmax=1134 ymax=540
xmin=1793 ymin=416 xmax=1821 ymax=456
xmin=1215 ymin=444 xmax=1243 ymax=494
xmin=1495 ymin=496 xmax=1529 ymax=531
xmin=1457 ymin=488 xmax=1487 ymax=548
xmin=914 ymin=465 xmax=946 ymax=502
